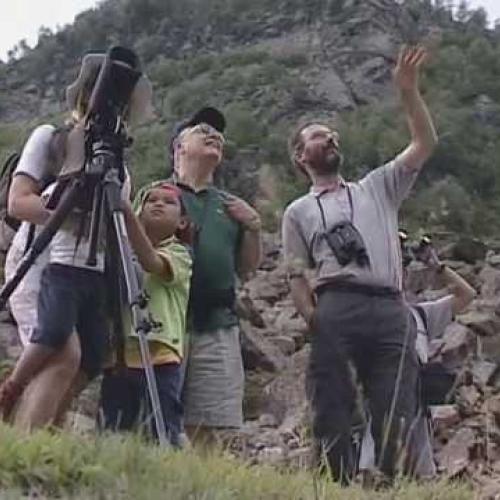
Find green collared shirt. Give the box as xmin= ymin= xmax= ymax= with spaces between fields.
xmin=135 ymin=179 xmax=243 ymax=332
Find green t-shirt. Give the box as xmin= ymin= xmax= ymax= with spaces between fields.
xmin=127 ymin=237 xmax=192 ymax=357
xmin=179 ymin=183 xmax=243 ymax=332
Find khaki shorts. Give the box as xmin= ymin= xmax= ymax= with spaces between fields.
xmin=183 ymin=325 xmax=244 ymax=428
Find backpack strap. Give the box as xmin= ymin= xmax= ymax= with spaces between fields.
xmin=21 ymin=125 xmax=72 ymax=254
xmin=23 ymin=223 xmax=36 ymax=255
xmin=44 ymin=125 xmax=72 ymax=187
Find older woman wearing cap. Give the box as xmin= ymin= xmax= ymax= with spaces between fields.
xmin=0 ymin=49 xmax=152 ymax=430
xmin=145 ymin=106 xmax=262 ymax=446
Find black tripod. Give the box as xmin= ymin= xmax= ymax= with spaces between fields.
xmin=0 ymin=122 xmax=169 ymax=446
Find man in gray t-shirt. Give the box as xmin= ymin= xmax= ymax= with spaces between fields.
xmin=282 ymin=46 xmax=438 ymax=483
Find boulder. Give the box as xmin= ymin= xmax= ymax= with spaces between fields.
xmin=435 ymin=427 xmax=476 ymax=477
xmin=477 ymin=334 xmax=500 ymax=365
xmin=258 ymin=413 xmax=279 ymax=428
xmin=274 ymin=306 xmax=307 ymax=338
xmin=471 ymin=360 xmax=498 ymax=386
xmin=270 ymin=335 xmax=297 ymax=356
xmin=485 ymin=395 xmax=500 ymax=427
xmin=240 ymin=320 xmax=287 ymax=373
xmin=479 ymin=266 xmax=500 ymax=300
xmin=263 ymin=346 xmax=310 ymax=427
xmin=259 ymin=233 xmax=281 ymax=271
xmin=457 ymin=310 xmax=500 ymax=337
xmin=345 ymin=56 xmax=392 ymax=104
xmin=486 ymin=252 xmax=500 ymax=268
xmin=441 ymin=237 xmax=487 ymax=264
xmin=243 ymin=370 xmax=274 ymax=420
xmin=256 ymin=446 xmax=285 ymax=465
xmin=245 ymin=269 xmax=289 ymax=305
xmin=430 ymin=405 xmax=460 ymax=434
xmin=66 ymin=412 xmax=95 ymax=435
xmin=456 ymin=385 xmax=481 ymax=415
xmin=236 ymin=296 xmax=266 ymax=328
xmin=439 ymin=323 xmax=475 ymax=370
xmin=311 ymin=68 xmax=355 ymax=110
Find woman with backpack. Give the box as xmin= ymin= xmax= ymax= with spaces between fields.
xmin=2 ymin=125 xmax=81 ymax=427
xmin=0 ymin=50 xmax=152 ymax=430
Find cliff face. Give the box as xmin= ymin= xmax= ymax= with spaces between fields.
xmin=1 ymin=0 xmax=500 ymax=233
xmin=0 ymin=0 xmax=436 ymax=123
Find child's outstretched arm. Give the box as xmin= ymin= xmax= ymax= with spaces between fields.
xmin=123 ymin=202 xmax=173 ymax=279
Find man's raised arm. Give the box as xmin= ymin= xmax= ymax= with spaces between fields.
xmin=395 ymin=45 xmax=438 ymax=172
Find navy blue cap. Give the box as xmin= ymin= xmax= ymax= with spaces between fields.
xmin=169 ymin=106 xmax=226 ymax=163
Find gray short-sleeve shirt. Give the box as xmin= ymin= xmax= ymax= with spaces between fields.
xmin=413 ymin=295 xmax=454 ymax=364
xmin=282 ymin=155 xmax=419 ymax=289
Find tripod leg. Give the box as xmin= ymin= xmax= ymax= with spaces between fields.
xmin=86 ymin=181 xmax=104 ymax=267
xmin=108 ymin=208 xmax=169 ymax=447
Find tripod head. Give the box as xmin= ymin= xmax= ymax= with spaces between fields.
xmin=48 ymin=46 xmax=142 ymax=211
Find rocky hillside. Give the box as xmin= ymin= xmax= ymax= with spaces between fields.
xmin=1 ymin=0 xmax=500 ymax=233
xmin=0 ymin=0 xmax=435 ymax=121
xmin=3 ymin=232 xmax=500 ymax=495
xmin=227 ymin=234 xmax=500 ymax=492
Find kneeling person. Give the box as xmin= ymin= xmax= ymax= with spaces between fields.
xmin=359 ymin=234 xmax=476 ymax=478
xmin=99 ymin=183 xmax=191 ymax=447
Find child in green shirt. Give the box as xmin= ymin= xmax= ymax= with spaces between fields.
xmin=99 ymin=182 xmax=191 ymax=446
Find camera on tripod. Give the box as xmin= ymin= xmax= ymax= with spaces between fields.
xmin=324 ymin=221 xmax=370 ymax=268
xmin=47 ymin=46 xmax=143 ymax=212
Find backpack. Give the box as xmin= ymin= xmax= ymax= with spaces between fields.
xmin=0 ymin=126 xmax=70 ymax=253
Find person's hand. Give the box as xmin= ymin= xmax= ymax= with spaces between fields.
xmin=415 ymin=242 xmax=441 ymax=270
xmin=304 ymin=306 xmax=316 ymax=333
xmin=223 ymin=195 xmax=262 ymax=232
xmin=393 ymin=45 xmax=428 ymax=93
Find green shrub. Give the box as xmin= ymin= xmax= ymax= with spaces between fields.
xmin=224 ymin=103 xmax=264 ymax=147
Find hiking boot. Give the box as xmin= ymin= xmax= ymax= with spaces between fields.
xmin=0 ymin=376 xmax=24 ymax=421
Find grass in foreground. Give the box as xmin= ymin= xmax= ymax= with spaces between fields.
xmin=0 ymin=424 xmax=472 ymax=499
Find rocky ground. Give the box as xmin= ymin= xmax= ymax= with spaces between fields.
xmin=3 ymin=233 xmax=500 ymax=497
xmin=231 ymin=233 xmax=500 ymax=497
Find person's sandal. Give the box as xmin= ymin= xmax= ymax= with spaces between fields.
xmin=0 ymin=376 xmax=24 ymax=421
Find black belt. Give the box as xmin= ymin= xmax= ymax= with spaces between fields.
xmin=316 ymin=280 xmax=401 ymax=298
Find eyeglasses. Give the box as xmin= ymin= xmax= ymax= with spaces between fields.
xmin=180 ymin=122 xmax=225 ymax=144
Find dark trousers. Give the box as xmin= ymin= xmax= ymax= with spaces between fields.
xmin=309 ymin=285 xmax=418 ymax=482
xmin=99 ymin=363 xmax=183 ymax=447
